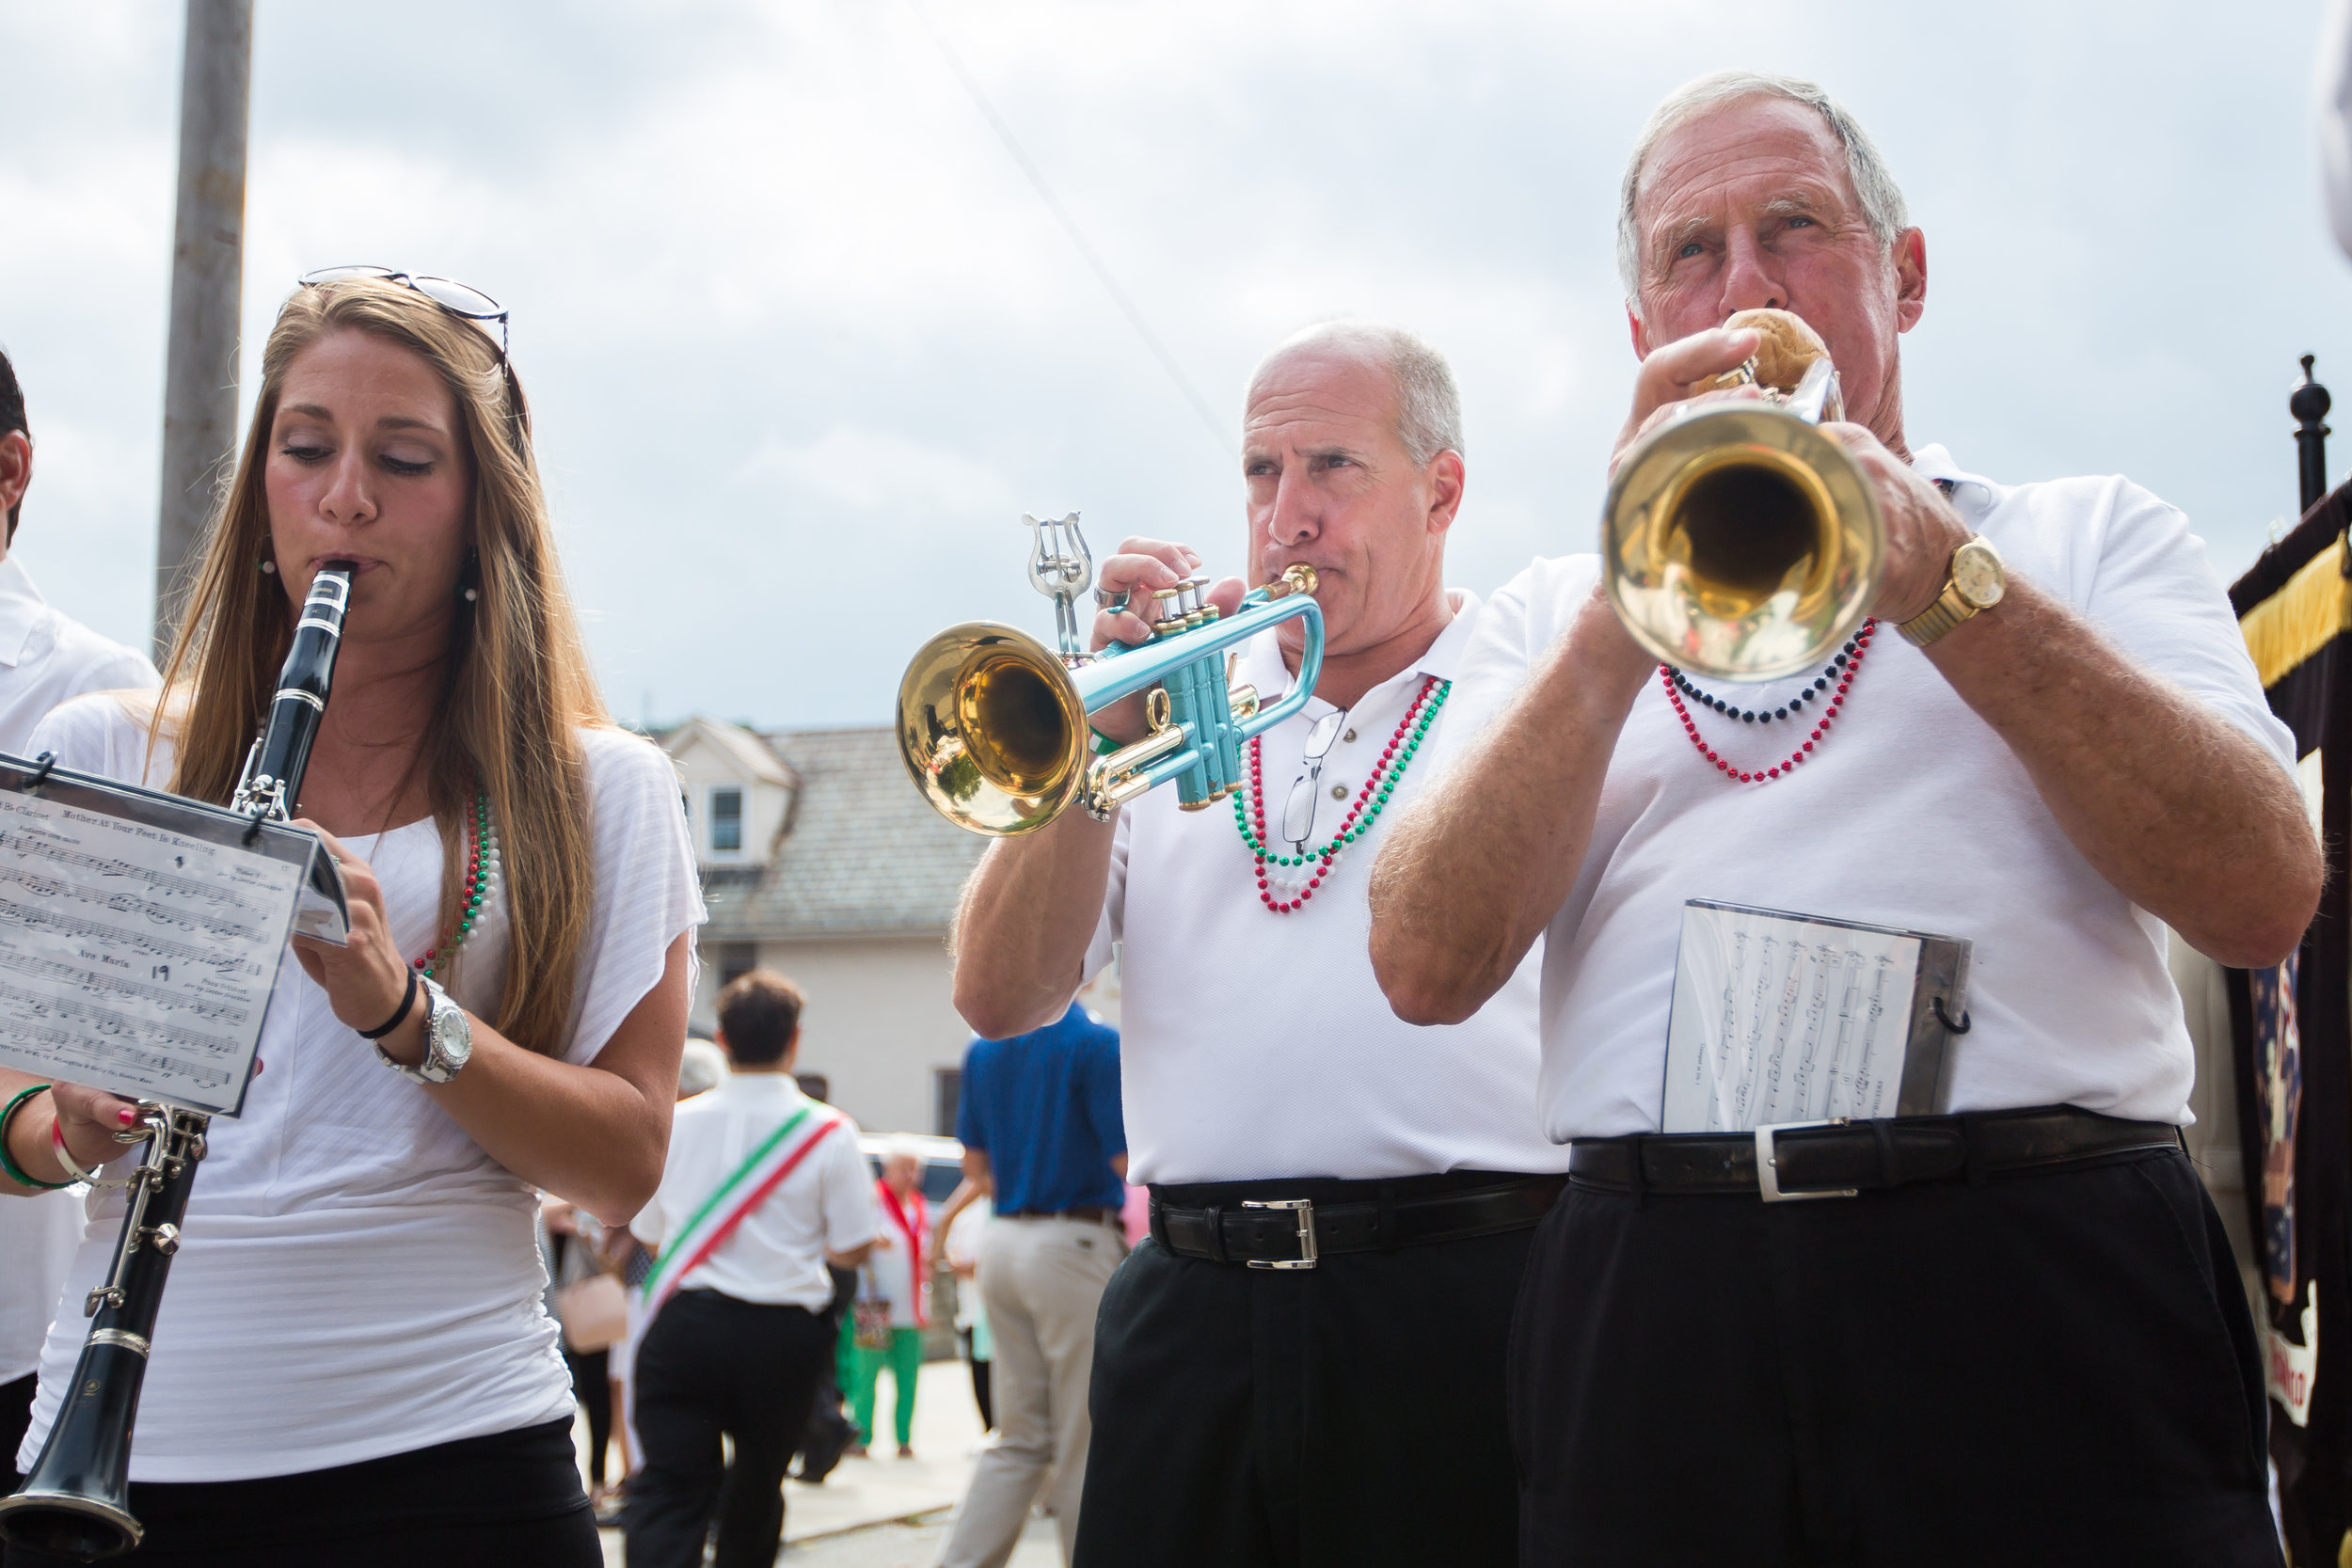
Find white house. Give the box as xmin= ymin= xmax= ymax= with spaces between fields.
xmin=660 ymin=718 xmax=1120 ymax=1139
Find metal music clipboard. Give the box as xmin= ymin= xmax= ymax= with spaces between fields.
xmin=1661 ymin=899 xmax=1973 ymax=1133
xmin=0 ymin=751 xmax=348 ymax=1118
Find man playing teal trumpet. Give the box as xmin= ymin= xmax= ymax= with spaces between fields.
xmin=945 ymin=320 xmax=1568 ymax=1568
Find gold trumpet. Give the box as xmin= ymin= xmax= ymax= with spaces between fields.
xmin=1602 ymin=308 xmax=1883 ymax=681
xmin=898 ymin=515 xmax=1327 ymax=837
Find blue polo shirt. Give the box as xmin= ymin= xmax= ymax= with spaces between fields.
xmin=956 ymin=1004 xmax=1126 ymax=1214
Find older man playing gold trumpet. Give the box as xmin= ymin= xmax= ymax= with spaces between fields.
xmin=1370 ymin=71 xmax=2316 ymax=1566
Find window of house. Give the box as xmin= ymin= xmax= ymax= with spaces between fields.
xmin=709 ymin=787 xmax=742 ymax=853
xmin=717 ymin=942 xmax=756 ymax=990
xmin=934 ymin=1067 xmax=961 ymax=1138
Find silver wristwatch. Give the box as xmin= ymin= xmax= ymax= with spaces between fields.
xmin=373 ymin=973 xmax=474 ymax=1085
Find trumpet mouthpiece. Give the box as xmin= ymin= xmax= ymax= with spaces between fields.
xmin=1271 ymin=563 xmax=1319 ymax=598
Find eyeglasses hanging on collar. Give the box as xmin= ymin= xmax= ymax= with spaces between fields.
xmin=1280 ymin=711 xmax=1348 ymax=854
xmin=299 ymin=266 xmax=510 ymax=362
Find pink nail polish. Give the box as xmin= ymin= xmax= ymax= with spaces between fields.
xmin=117 ymin=1107 xmax=136 ymax=1125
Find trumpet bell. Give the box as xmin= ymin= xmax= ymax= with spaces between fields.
xmin=898 ymin=622 xmax=1089 ymax=836
xmin=1603 ymin=402 xmax=1883 ymax=681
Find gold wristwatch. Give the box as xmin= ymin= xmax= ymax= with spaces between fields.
xmin=1898 ymin=535 xmax=2007 ymax=648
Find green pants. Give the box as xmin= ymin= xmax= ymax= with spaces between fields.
xmin=850 ymin=1326 xmax=923 ymax=1447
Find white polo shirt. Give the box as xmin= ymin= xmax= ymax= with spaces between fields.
xmin=1438 ymin=446 xmax=2296 ymax=1144
xmin=630 ymin=1075 xmax=877 ymax=1310
xmin=1084 ymin=590 xmax=1568 ymax=1186
xmin=0 ymin=552 xmax=158 ymax=1387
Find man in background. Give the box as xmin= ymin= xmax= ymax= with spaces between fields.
xmin=626 ymin=972 xmax=876 ymax=1568
xmin=0 ymin=344 xmax=160 ymax=1487
xmin=932 ymin=1002 xmax=1125 ymax=1568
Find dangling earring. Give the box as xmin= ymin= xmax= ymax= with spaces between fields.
xmin=458 ymin=546 xmax=480 ymax=605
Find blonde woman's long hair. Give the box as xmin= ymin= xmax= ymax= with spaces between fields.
xmin=158 ymin=277 xmax=610 ymax=1056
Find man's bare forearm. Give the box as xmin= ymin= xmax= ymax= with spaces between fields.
xmin=1929 ymin=578 xmax=2321 ymax=967
xmin=950 ymin=811 xmax=1118 ymax=1039
xmin=1370 ymin=593 xmax=1652 ymax=1025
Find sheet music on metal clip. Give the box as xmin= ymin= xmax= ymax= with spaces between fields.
xmin=1661 ymin=899 xmax=1972 ymax=1134
xmin=0 ymin=751 xmax=348 ymax=1119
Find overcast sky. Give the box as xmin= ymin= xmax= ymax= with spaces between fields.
xmin=5 ymin=1 xmax=2348 ymax=729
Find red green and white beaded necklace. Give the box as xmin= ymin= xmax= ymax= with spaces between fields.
xmin=1231 ymin=674 xmax=1449 ymax=913
xmin=412 ymin=791 xmax=500 ymax=980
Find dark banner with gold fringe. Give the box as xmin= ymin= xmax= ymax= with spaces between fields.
xmin=2228 ymin=482 xmax=2348 ymax=1563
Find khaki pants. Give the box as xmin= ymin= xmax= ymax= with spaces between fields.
xmin=936 ymin=1213 xmax=1125 ymax=1568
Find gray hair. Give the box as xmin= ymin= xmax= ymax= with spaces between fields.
xmin=1250 ymin=319 xmax=1463 ymax=467
xmin=1615 ymin=71 xmax=1910 ymax=313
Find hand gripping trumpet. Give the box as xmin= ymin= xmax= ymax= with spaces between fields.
xmin=1602 ymin=307 xmax=1885 ymax=681
xmin=899 ymin=514 xmax=1324 ymax=835
xmin=0 ymin=562 xmax=354 ymax=1562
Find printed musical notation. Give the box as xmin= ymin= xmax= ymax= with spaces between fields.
xmin=1661 ymin=902 xmax=1925 ymax=1133
xmin=0 ymin=789 xmax=300 ymax=1117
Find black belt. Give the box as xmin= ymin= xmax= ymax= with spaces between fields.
xmin=1567 ymin=1105 xmax=2182 ymax=1202
xmin=1152 ymin=1174 xmax=1566 ymax=1269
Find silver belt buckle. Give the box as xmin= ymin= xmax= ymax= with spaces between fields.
xmin=1240 ymin=1197 xmax=1317 ymax=1269
xmin=1754 ymin=1119 xmax=1858 ymax=1202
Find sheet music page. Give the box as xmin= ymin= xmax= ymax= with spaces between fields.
xmin=1661 ymin=902 xmax=1922 ymax=1133
xmin=0 ymin=788 xmax=301 ymax=1117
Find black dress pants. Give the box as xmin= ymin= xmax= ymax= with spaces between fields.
xmin=1514 ymin=1145 xmax=2282 ymax=1567
xmin=793 ymin=1263 xmax=858 ymax=1483
xmin=1074 ymin=1171 xmax=1538 ymax=1568
xmin=625 ymin=1288 xmax=831 ymax=1568
xmin=561 ymin=1346 xmax=612 ymax=1489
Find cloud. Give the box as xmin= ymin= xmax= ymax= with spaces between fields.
xmin=4 ymin=0 xmax=2349 ymax=727
xmin=740 ymin=424 xmax=1017 ymax=518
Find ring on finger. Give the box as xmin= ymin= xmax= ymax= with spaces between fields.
xmin=1093 ymin=587 xmax=1127 ymax=610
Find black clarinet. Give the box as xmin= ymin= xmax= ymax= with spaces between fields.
xmin=0 ymin=562 xmax=355 ymax=1562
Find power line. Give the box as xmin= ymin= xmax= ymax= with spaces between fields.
xmin=906 ymin=0 xmax=1234 ymax=456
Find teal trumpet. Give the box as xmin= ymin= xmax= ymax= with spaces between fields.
xmin=898 ymin=563 xmax=1325 ymax=836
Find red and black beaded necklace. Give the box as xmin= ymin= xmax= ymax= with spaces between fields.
xmin=1660 ymin=621 xmax=1876 ymax=784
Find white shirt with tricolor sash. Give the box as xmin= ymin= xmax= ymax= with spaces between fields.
xmin=630 ymin=1075 xmax=877 ymax=1311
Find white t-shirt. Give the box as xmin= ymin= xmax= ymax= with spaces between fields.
xmin=628 ymin=1075 xmax=875 ymax=1311
xmin=1083 ymin=592 xmax=1568 ymax=1185
xmin=1438 ymin=446 xmax=2297 ymax=1144
xmin=0 ymin=554 xmax=159 ymax=1386
xmin=17 ymin=695 xmax=705 ymax=1481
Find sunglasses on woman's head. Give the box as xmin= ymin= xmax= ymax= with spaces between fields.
xmin=299 ymin=266 xmax=510 ymax=362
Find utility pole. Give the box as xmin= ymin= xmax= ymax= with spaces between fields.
xmin=153 ymin=0 xmax=252 ymax=656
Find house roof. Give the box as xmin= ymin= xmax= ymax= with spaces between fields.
xmin=663 ymin=715 xmax=797 ymax=788
xmin=689 ymin=724 xmax=986 ymax=942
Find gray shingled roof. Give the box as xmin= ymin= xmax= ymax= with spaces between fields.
xmin=697 ymin=726 xmax=985 ymax=941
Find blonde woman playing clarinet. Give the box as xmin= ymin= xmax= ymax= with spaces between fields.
xmin=0 ymin=272 xmax=703 ymax=1568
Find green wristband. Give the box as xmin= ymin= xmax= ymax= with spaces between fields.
xmin=1092 ymin=731 xmax=1124 ymax=757
xmin=0 ymin=1085 xmax=72 ymax=1191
